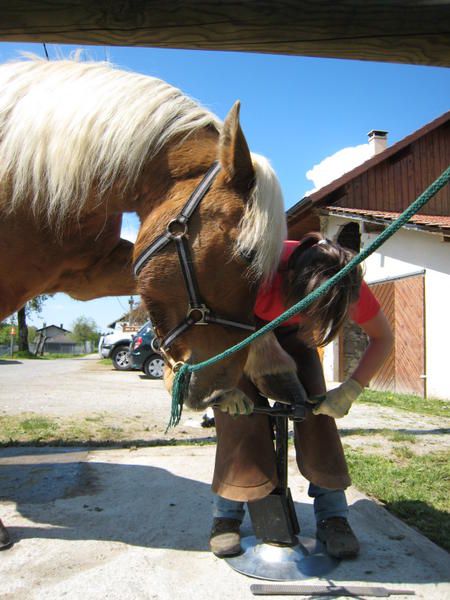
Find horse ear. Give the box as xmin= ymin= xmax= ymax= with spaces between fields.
xmin=219 ymin=101 xmax=254 ymax=190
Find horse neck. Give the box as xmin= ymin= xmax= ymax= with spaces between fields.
xmin=133 ymin=129 xmax=219 ymax=222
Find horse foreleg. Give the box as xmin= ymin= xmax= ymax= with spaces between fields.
xmin=60 ymin=238 xmax=137 ymax=300
xmin=244 ymin=331 xmax=308 ymax=406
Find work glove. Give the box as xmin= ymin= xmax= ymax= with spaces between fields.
xmin=312 ymin=378 xmax=363 ymax=419
xmin=217 ymin=391 xmax=254 ymax=416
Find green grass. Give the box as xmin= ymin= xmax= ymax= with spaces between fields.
xmin=345 ymin=446 xmax=450 ymax=551
xmin=1 ymin=416 xmax=59 ymax=442
xmin=0 ymin=414 xmax=125 ymax=445
xmin=358 ymin=389 xmax=450 ymax=418
xmin=10 ymin=350 xmax=40 ymax=359
xmin=0 ymin=413 xmax=215 ymax=447
xmin=98 ymin=358 xmax=113 ymax=366
xmin=340 ymin=428 xmax=418 ymax=443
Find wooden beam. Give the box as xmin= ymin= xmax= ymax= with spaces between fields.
xmin=1 ymin=1 xmax=450 ymax=67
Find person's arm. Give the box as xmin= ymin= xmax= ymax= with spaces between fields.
xmin=313 ymin=310 xmax=393 ymax=419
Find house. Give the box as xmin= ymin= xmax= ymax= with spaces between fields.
xmin=287 ymin=111 xmax=450 ymax=399
xmin=35 ymin=324 xmax=71 ymax=340
xmin=34 ymin=324 xmax=87 ymax=354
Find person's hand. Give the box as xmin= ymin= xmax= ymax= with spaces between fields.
xmin=217 ymin=391 xmax=254 ymax=416
xmin=312 ymin=379 xmax=363 ymax=419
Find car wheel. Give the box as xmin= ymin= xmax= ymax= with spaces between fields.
xmin=111 ymin=345 xmax=131 ymax=371
xmin=144 ymin=355 xmax=164 ymax=379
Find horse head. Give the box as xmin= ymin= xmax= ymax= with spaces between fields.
xmin=134 ymin=102 xmax=287 ymax=410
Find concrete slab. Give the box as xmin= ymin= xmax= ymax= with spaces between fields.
xmin=1 ymin=445 xmax=449 ymax=600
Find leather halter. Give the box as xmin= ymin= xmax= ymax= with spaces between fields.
xmin=133 ymin=161 xmax=255 ymax=371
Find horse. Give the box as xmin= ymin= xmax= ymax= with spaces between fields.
xmin=0 ymin=56 xmax=300 ymax=411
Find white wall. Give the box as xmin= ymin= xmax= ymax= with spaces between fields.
xmin=321 ymin=216 xmax=450 ymax=399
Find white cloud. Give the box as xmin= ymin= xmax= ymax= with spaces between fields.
xmin=305 ymin=143 xmax=372 ymax=195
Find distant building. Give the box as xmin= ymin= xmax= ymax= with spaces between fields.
xmin=36 ymin=324 xmax=71 ymax=339
xmin=34 ymin=324 xmax=92 ymax=354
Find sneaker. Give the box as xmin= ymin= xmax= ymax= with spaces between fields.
xmin=316 ymin=517 xmax=360 ymax=559
xmin=0 ymin=519 xmax=12 ymax=550
xmin=209 ymin=518 xmax=241 ymax=558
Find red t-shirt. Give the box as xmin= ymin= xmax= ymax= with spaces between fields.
xmin=254 ymin=240 xmax=380 ymax=327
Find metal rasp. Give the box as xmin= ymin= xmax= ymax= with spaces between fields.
xmin=250 ymin=584 xmax=415 ymax=597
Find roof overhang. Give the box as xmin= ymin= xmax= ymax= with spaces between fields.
xmin=320 ymin=206 xmax=450 ymax=240
xmin=1 ymin=2 xmax=450 ymax=67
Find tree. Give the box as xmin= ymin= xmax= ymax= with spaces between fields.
xmin=0 ymin=320 xmax=15 ymax=345
xmin=71 ymin=316 xmax=100 ymax=344
xmin=17 ymin=306 xmax=28 ymax=352
xmin=17 ymin=295 xmax=50 ymax=353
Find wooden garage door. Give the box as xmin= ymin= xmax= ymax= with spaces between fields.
xmin=370 ymin=275 xmax=425 ymax=397
xmin=368 ymin=280 xmax=396 ymax=392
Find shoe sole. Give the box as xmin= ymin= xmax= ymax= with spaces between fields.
xmin=211 ymin=546 xmax=242 ymax=558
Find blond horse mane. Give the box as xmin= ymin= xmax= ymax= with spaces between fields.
xmin=0 ymin=56 xmax=285 ymax=280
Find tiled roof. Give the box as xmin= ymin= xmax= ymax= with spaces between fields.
xmin=322 ymin=206 xmax=450 ymax=232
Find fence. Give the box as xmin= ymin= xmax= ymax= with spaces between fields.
xmin=0 ymin=344 xmax=16 ymax=356
xmin=0 ymin=341 xmax=94 ymax=356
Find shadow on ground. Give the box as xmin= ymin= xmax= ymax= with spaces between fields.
xmin=1 ymin=446 xmax=449 ymax=586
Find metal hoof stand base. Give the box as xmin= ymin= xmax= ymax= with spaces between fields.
xmin=225 ymin=535 xmax=339 ymax=581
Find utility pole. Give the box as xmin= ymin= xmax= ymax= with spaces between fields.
xmin=10 ymin=325 xmax=16 ymax=356
xmin=128 ymin=296 xmax=134 ymax=325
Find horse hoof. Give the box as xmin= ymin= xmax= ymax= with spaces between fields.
xmin=254 ymin=372 xmax=308 ymax=406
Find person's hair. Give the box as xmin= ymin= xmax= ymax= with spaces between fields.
xmin=283 ymin=232 xmax=363 ymax=347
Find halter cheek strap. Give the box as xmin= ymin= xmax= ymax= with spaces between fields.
xmin=133 ymin=162 xmax=255 ymax=368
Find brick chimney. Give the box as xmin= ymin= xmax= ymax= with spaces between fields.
xmin=368 ymin=130 xmax=388 ymax=155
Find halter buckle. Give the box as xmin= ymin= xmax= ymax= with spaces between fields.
xmin=187 ymin=304 xmax=210 ymax=325
xmin=167 ymin=218 xmax=188 ymax=239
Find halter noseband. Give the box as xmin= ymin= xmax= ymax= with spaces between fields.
xmin=133 ymin=161 xmax=255 ymax=370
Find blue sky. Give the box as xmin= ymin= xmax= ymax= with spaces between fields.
xmin=1 ymin=42 xmax=449 ymax=332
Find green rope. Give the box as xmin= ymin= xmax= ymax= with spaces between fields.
xmin=169 ymin=164 xmax=450 ymax=427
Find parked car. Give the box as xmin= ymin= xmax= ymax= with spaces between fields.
xmin=98 ymin=322 xmax=139 ymax=371
xmin=129 ymin=321 xmax=164 ymax=379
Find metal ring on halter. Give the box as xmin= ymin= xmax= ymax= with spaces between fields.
xmin=171 ymin=361 xmax=186 ymax=373
xmin=167 ymin=219 xmax=188 ymax=239
xmin=187 ymin=305 xmax=210 ymax=325
xmin=156 ymin=345 xmax=182 ymax=371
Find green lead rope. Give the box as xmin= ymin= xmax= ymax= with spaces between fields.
xmin=167 ymin=364 xmax=191 ymax=430
xmin=169 ymin=164 xmax=450 ymax=428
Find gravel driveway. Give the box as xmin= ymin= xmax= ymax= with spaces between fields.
xmin=0 ymin=355 xmax=210 ymax=441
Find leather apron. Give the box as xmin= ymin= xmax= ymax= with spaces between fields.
xmin=212 ymin=326 xmax=351 ymax=500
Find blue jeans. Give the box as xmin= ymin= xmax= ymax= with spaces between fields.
xmin=213 ymin=483 xmax=348 ymax=524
